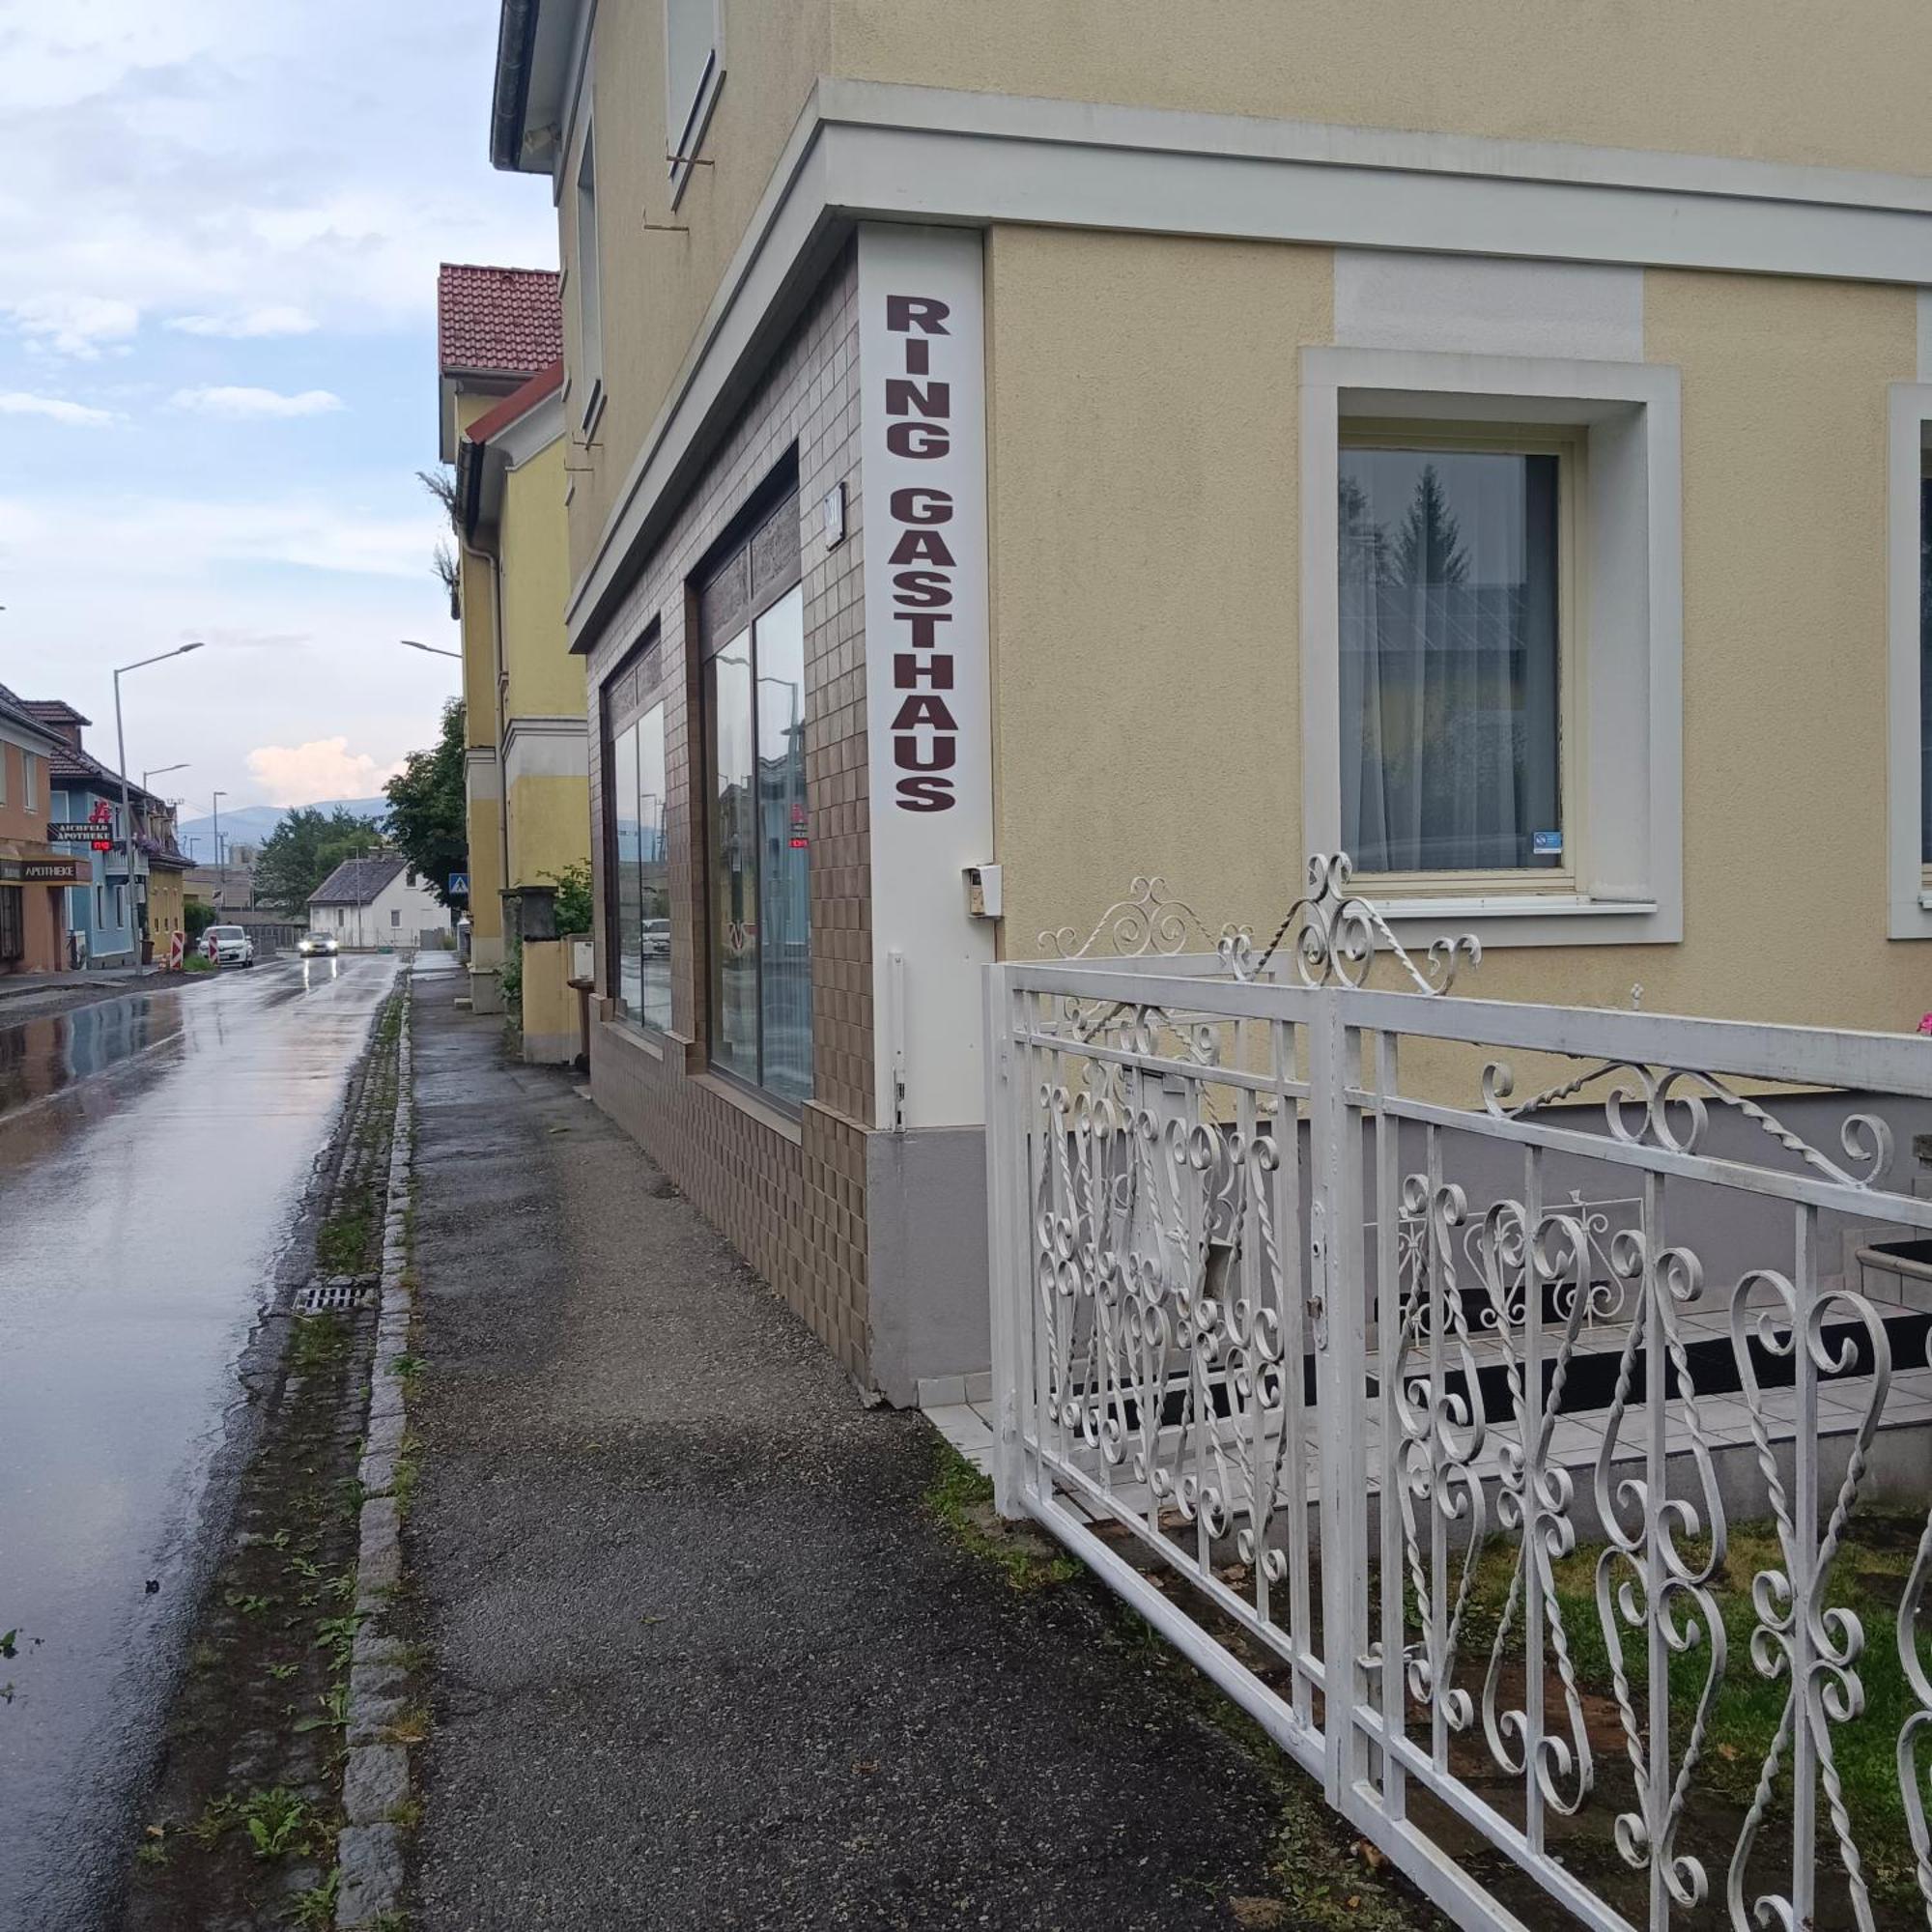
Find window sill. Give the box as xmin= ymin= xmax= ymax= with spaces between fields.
xmin=1378 ymin=893 xmax=1655 ymax=922
xmin=1373 ymin=894 xmax=1672 ymax=951
xmin=692 ymin=1069 xmax=805 ymax=1146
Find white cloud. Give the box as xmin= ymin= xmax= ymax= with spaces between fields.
xmin=0 ymin=391 xmax=116 ymax=426
xmin=164 ymin=306 xmax=318 ymax=339
xmin=169 ymin=384 xmax=345 ymax=418
xmin=245 ymin=737 xmax=399 ymax=808
xmin=3 ymin=294 xmax=140 ymax=357
xmin=0 ymin=6 xmax=554 ymax=349
xmin=0 ymin=490 xmax=441 ymax=581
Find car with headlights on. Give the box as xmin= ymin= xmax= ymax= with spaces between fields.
xmin=297 ymin=933 xmax=340 ymax=958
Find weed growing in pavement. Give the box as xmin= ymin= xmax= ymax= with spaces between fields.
xmin=313 ymin=1611 xmax=363 ymax=1672
xmin=291 ymin=1681 xmax=350 ymax=1736
xmin=237 ymin=1787 xmax=314 ymax=1861
xmin=187 ymin=1795 xmax=239 ymax=1849
xmin=923 ymin=1441 xmax=1078 ymax=1594
xmin=223 ymin=1591 xmax=273 ymax=1618
xmin=287 ymin=1865 xmax=341 ymax=1929
xmin=380 ymin=1704 xmax=430 ymax=1747
xmin=386 ymin=1353 xmax=423 ymax=1382
xmin=289 ymin=1314 xmax=349 ymax=1374
xmin=316 ymin=1204 xmax=373 ymax=1276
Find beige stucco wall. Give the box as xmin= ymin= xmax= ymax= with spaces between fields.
xmin=986 ymin=227 xmax=1926 ymax=1039
xmin=562 ymin=3 xmax=1928 ymax=645
xmin=505 ymin=772 xmax=590 ymax=895
xmin=498 ymin=438 xmax=581 ymax=724
xmin=833 ymin=0 xmax=1932 ymax=178
xmin=564 ymin=0 xmax=833 ymax=580
xmin=986 ymin=226 xmax=1329 ymax=960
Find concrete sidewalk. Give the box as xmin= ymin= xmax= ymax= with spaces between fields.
xmin=403 ymin=978 xmax=1418 ymax=1931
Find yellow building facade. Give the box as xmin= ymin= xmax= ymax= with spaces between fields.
xmin=437 ymin=267 xmax=589 ymax=1055
xmin=453 ymin=350 xmax=590 ymax=1061
xmin=488 ymin=0 xmax=1932 ymax=1399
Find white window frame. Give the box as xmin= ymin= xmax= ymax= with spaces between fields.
xmin=22 ymin=750 xmax=36 ymax=813
xmin=573 ymin=116 xmax=605 ymax=437
xmin=1887 ymin=384 xmax=1932 ymax=937
xmin=1302 ymin=345 xmax=1683 ymax=949
xmin=0 ymin=741 xmax=8 ymax=807
xmin=664 ymin=0 xmax=724 ymax=209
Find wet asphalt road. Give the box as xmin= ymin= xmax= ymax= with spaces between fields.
xmin=0 ymin=952 xmax=400 ymax=1931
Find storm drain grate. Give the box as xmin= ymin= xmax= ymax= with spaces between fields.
xmin=296 ymin=1275 xmax=377 ymax=1315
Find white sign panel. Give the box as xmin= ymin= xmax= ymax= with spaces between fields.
xmin=858 ymin=224 xmax=994 ymax=1131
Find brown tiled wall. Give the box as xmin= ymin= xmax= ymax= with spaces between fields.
xmin=583 ymin=245 xmax=874 ymax=1385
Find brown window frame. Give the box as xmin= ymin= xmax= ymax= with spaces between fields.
xmin=695 ymin=453 xmax=809 ymax=1107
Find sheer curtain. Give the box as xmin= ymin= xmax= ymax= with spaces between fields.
xmin=1339 ymin=444 xmax=1561 ymax=873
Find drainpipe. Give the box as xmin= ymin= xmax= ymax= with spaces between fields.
xmin=460 ymin=532 xmax=512 ymax=918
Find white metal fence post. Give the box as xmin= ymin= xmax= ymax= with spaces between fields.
xmin=984 ymin=961 xmax=1027 ymax=1517
xmin=1312 ymin=987 xmax=1371 ymax=1811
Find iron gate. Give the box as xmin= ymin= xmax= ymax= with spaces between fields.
xmin=985 ymin=858 xmax=1932 ymax=1931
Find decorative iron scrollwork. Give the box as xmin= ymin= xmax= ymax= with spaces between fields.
xmin=1046 ymin=853 xmax=1481 ymax=996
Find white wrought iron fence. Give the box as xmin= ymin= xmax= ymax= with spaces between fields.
xmin=985 ymin=857 xmax=1932 ymax=1932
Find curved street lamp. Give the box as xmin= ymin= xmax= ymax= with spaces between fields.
xmin=115 ymin=643 xmax=204 ymax=958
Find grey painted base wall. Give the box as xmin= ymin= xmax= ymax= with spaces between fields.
xmin=867 ymin=1125 xmax=989 ymax=1407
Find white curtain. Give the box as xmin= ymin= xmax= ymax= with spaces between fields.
xmin=1339 ymin=446 xmax=1561 ymax=873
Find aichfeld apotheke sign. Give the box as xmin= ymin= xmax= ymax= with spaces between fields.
xmin=48 ymin=820 xmax=110 ymax=843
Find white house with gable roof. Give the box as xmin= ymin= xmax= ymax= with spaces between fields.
xmin=307 ymin=857 xmax=445 ymax=951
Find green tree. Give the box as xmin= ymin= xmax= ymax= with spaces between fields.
xmin=254 ymin=807 xmax=387 ymax=914
xmin=1394 ymin=463 xmax=1469 ymax=587
xmin=384 ymin=699 xmax=469 ymax=910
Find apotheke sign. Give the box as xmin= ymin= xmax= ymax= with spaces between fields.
xmin=0 ymin=856 xmax=88 ymax=885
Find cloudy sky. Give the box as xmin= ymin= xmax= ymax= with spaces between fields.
xmin=0 ymin=1 xmax=555 ymax=820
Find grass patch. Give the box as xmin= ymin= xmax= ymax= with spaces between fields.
xmin=1444 ymin=1509 xmax=1932 ymax=1907
xmin=289 ymin=1313 xmax=349 ymax=1375
xmin=315 ymin=1203 xmax=373 ymax=1276
xmin=923 ymin=1440 xmax=1079 ymax=1593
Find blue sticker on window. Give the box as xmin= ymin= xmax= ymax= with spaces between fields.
xmin=1532 ymin=830 xmax=1564 ymax=856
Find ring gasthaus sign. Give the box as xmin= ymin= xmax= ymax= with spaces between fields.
xmin=858 ymin=224 xmax=995 ymax=1132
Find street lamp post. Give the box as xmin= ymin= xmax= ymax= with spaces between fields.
xmin=143 ymin=760 xmax=188 ymax=793
xmin=211 ymin=790 xmax=227 ymax=867
xmin=400 ymin=638 xmax=462 ymax=661
xmin=114 ymin=642 xmax=204 ymax=963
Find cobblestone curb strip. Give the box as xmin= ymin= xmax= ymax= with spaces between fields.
xmin=337 ymin=966 xmax=419 ymax=1930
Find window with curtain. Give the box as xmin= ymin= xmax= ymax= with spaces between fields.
xmin=1338 ymin=434 xmax=1567 ymax=877
xmin=604 ymin=642 xmax=672 ymax=1035
xmin=701 ymin=484 xmax=810 ymax=1105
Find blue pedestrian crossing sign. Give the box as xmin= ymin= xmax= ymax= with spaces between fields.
xmin=448 ymin=872 xmax=470 ymax=896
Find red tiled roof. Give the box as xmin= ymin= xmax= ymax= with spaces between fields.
xmin=437 ymin=263 xmax=562 ymax=378
xmin=464 ymin=356 xmax=565 ymax=446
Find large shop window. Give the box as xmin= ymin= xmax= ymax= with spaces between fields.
xmin=605 ymin=641 xmax=672 ymax=1034
xmin=701 ymin=486 xmax=810 ymax=1105
xmin=1339 ymin=427 xmax=1573 ymax=882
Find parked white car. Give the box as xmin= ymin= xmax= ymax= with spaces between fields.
xmin=204 ymin=924 xmax=255 ymax=967
xmin=296 ymin=933 xmax=340 ymax=958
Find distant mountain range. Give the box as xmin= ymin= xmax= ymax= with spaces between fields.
xmin=175 ymin=796 xmax=390 ymax=863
